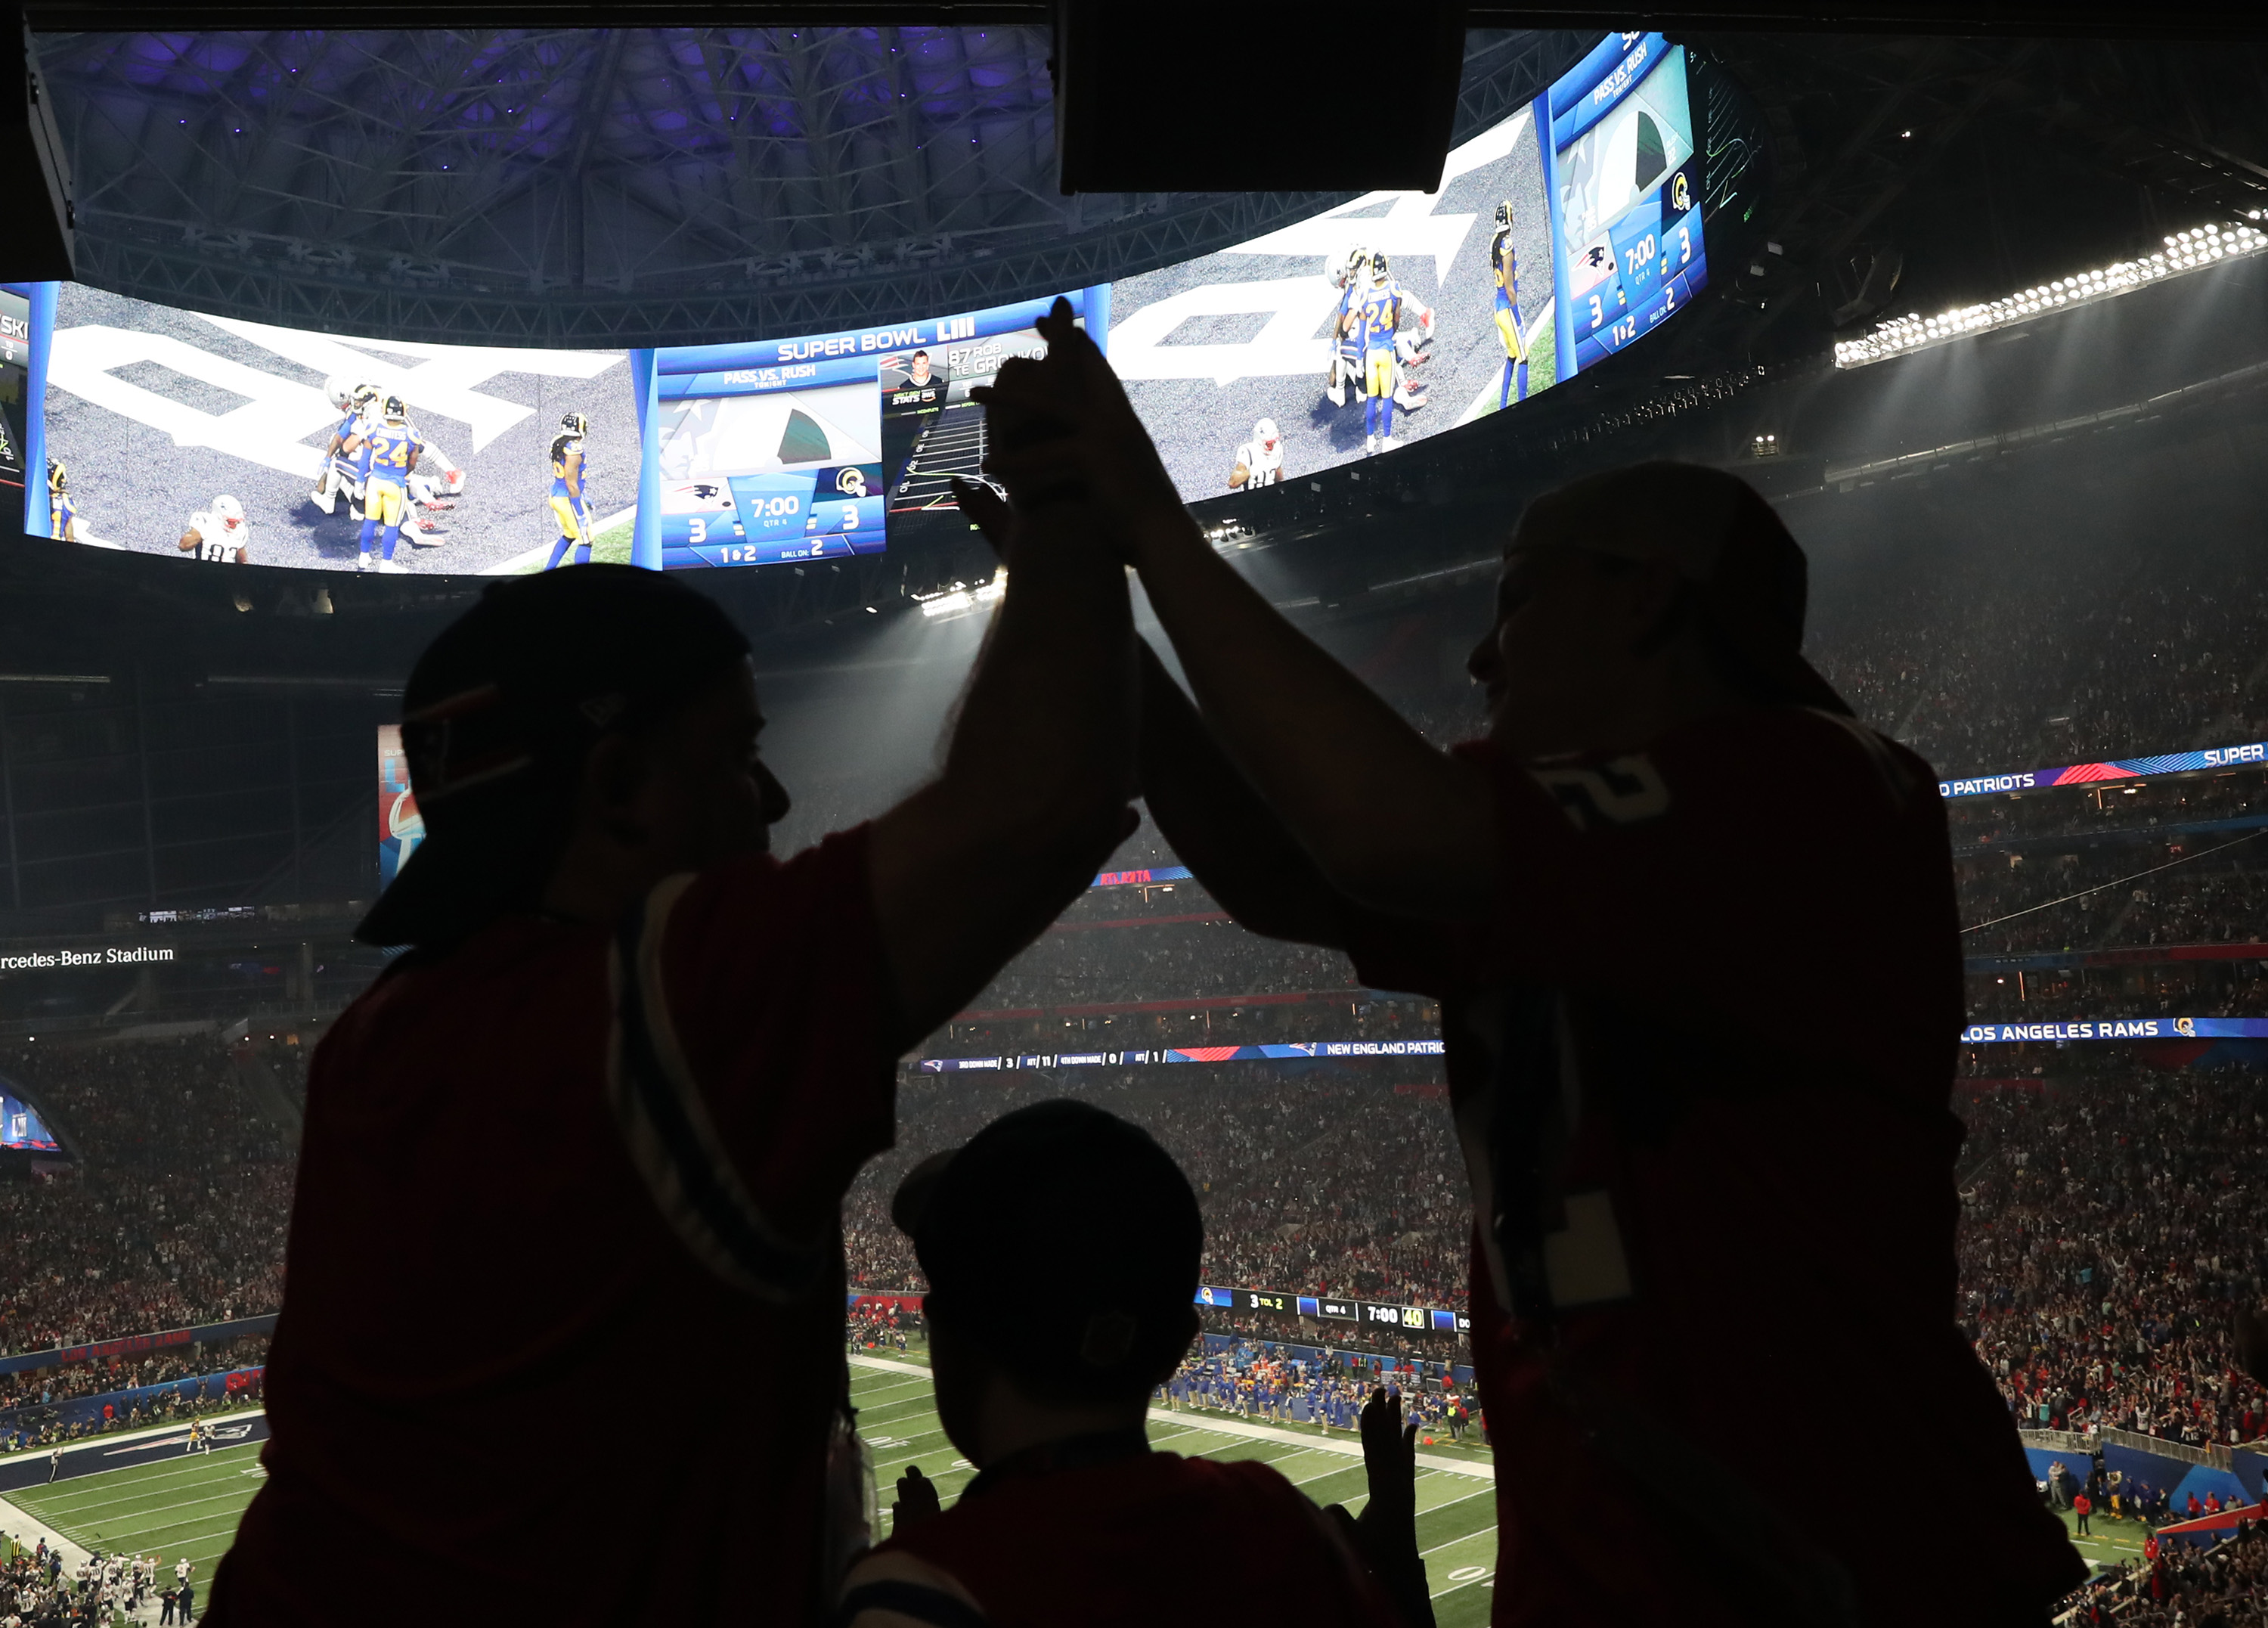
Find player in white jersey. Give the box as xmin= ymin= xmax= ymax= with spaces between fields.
xmin=179 ymin=496 xmax=250 ymax=564
xmin=311 ymin=378 xmax=378 ymax=518
xmin=394 ymin=410 xmax=454 ymax=547
xmin=1325 ymin=244 xmax=1369 ymax=408
xmin=1229 ymin=418 xmax=1286 ymax=489
xmin=1382 ymin=265 xmax=1435 ymax=414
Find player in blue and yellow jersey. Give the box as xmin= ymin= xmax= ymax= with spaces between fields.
xmin=48 ymin=459 xmax=77 ymax=542
xmin=348 ymin=395 xmax=422 ymax=573
xmin=543 ymin=412 xmax=590 ymax=569
xmin=1347 ymin=253 xmax=1407 ymax=453
xmin=1492 ymin=200 xmax=1529 ymax=409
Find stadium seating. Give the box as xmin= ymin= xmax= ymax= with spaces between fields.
xmin=0 ymin=1040 xmax=290 ymax=1360
xmin=1962 ymin=1059 xmax=2268 ymax=1449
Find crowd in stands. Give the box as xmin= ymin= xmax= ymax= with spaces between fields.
xmin=1193 ymin=1307 xmax=1466 ymax=1366
xmin=2061 ymin=1524 xmax=2268 ymax=1626
xmin=0 ymin=1335 xmax=266 ymax=1420
xmin=1959 ymin=1060 xmax=2268 ymax=1448
xmin=1960 ymin=844 xmax=2268 ymax=956
xmin=0 ymin=1039 xmax=292 ymax=1358
xmin=1965 ymin=963 xmax=2268 ymax=1026
xmin=1805 ymin=523 xmax=2268 ymax=781
xmin=847 ymin=1065 xmax=1467 ymax=1314
xmin=1947 ymin=771 xmax=2268 ymax=851
xmin=956 ymin=915 xmax=1357 ymax=1013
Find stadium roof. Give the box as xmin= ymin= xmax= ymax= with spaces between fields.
xmin=34 ymin=24 xmax=1587 ymax=346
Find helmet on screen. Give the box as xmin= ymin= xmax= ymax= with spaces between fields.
xmin=212 ymin=495 xmax=245 ymax=529
xmin=1334 ymin=245 xmax=1368 ymax=287
xmin=560 ymin=411 xmax=589 ymax=438
xmin=325 ymin=374 xmax=356 ymax=411
xmin=1368 ymin=250 xmax=1390 ymax=281
xmin=46 ymin=457 xmax=66 ymax=492
xmin=1254 ymin=419 xmax=1278 ymax=449
xmin=351 ymin=382 xmax=380 ymax=408
xmin=383 ymin=395 xmax=407 ymax=423
xmin=1495 ymin=200 xmax=1513 ymax=226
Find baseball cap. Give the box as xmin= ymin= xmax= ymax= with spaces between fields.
xmin=356 ymin=566 xmax=751 ymax=949
xmin=894 ymin=1100 xmax=1202 ymax=1403
xmin=1510 ymin=461 xmax=1850 ymax=716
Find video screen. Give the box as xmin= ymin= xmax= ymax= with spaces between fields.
xmin=36 ymin=284 xmax=637 ymax=573
xmin=1546 ymin=34 xmax=1707 ymax=375
xmin=11 ymin=33 xmax=1708 ymax=570
xmin=645 ymin=291 xmax=1103 ymax=569
xmin=0 ymin=284 xmax=29 ymax=526
xmin=377 ymin=724 xmax=424 ymax=889
xmin=2 ymin=1089 xmax=58 ymax=1152
xmin=1108 ymin=104 xmax=1554 ymax=498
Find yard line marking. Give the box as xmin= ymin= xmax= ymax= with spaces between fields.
xmin=1143 ymin=1406 xmax=1492 ymax=1481
xmin=1423 ymin=1524 xmax=1502 ymax=1559
xmin=848 ymin=1355 xmax=933 ymax=1381
xmin=849 ymin=1377 xmax=933 ymax=1400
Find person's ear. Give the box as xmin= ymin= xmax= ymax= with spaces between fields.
xmin=1150 ymin=1305 xmax=1202 ymax=1385
xmin=1621 ymin=557 xmax=1690 ymax=659
xmin=584 ymin=733 xmax=648 ymax=843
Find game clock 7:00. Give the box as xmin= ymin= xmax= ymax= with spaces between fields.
xmin=1569 ymin=159 xmax=1703 ymax=371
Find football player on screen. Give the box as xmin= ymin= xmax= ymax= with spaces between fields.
xmin=345 ymin=395 xmax=422 ymax=573
xmin=48 ymin=459 xmax=77 ymax=542
xmin=179 ymin=495 xmax=249 ymax=563
xmin=311 ymin=378 xmax=378 ymax=519
xmin=1229 ymin=419 xmax=1285 ymax=490
xmin=1325 ymin=244 xmax=1369 ymax=408
xmin=1347 ymin=252 xmax=1431 ymax=453
xmin=544 ymin=412 xmax=592 ymax=569
xmin=1492 ymin=200 xmax=1529 ymax=408
xmin=392 ymin=402 xmax=452 ymax=550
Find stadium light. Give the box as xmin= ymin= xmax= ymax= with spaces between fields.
xmin=1833 ymin=221 xmax=2267 ymax=369
xmin=915 ymin=567 xmax=1006 ymax=622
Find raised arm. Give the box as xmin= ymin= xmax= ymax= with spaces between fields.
xmin=979 ymin=317 xmax=1495 ymax=920
xmin=866 ymin=346 xmax=1138 ymax=1049
xmin=1136 ymin=640 xmax=1362 ymax=949
xmin=953 ymin=473 xmax=1356 ymax=949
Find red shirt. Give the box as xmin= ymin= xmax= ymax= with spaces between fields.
xmin=217 ymin=830 xmax=893 ymax=1626
xmin=1346 ymin=708 xmax=2084 ymax=1626
xmin=857 ymin=1447 xmax=1399 ymax=1628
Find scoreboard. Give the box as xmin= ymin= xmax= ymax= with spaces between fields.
xmin=1545 ymin=33 xmax=1709 ymax=380
xmin=1198 ymin=1283 xmax=1470 ymax=1335
xmin=645 ymin=290 xmax=1105 ymax=569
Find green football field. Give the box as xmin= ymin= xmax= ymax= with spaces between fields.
xmin=847 ymin=1357 xmax=1505 ymax=1625
xmin=8 ymin=1437 xmax=265 ymax=1594
xmin=5 ymin=1369 xmax=2147 ymax=1621
xmin=6 ymin=1364 xmax=1505 ymax=1622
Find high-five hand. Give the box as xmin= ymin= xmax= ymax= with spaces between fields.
xmin=974 ymin=297 xmax=1185 ymax=550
